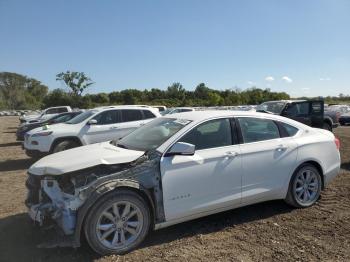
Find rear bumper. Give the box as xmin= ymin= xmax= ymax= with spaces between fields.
xmin=324 ymin=163 xmax=341 ymax=187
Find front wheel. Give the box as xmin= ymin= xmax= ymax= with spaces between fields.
xmin=52 ymin=140 xmax=79 ymax=153
xmin=285 ymin=164 xmax=322 ymax=208
xmin=84 ymin=190 xmax=151 ymax=255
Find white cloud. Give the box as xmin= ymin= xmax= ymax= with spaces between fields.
xmin=265 ymin=76 xmax=274 ymax=82
xmin=320 ymin=77 xmax=331 ymax=81
xmin=247 ymin=81 xmax=256 ymax=86
xmin=282 ymin=76 xmax=293 ymax=83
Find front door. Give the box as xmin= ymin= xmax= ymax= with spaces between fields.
xmin=160 ymin=118 xmax=242 ymax=221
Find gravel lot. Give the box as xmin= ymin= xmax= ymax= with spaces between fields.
xmin=0 ymin=116 xmax=349 ymax=262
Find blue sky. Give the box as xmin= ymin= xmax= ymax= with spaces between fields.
xmin=0 ymin=0 xmax=349 ymax=97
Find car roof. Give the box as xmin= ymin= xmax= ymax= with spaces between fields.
xmin=165 ymin=110 xmax=309 ymax=128
xmin=165 ymin=110 xmax=266 ymax=121
xmin=92 ymin=105 xmax=157 ymax=111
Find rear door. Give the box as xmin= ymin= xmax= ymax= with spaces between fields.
xmin=116 ymin=109 xmax=145 ymax=139
xmin=237 ymin=117 xmax=298 ymax=204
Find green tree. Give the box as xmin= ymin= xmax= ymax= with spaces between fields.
xmin=0 ymin=72 xmax=48 ymax=109
xmin=56 ymin=71 xmax=94 ymax=96
xmin=166 ymin=82 xmax=185 ymax=101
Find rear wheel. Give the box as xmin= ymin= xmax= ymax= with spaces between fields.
xmin=52 ymin=139 xmax=79 ymax=153
xmin=285 ymin=164 xmax=322 ymax=208
xmin=84 ymin=190 xmax=151 ymax=255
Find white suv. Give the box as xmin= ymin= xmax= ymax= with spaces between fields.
xmin=23 ymin=106 xmax=160 ymax=157
xmin=20 ymin=106 xmax=72 ymax=124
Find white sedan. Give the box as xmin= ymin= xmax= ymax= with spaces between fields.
xmin=26 ymin=111 xmax=341 ymax=255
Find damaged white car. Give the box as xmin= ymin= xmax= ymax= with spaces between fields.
xmin=26 ymin=111 xmax=341 ymax=255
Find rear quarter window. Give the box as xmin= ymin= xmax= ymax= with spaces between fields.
xmin=280 ymin=122 xmax=299 ymax=137
xmin=142 ymin=110 xmax=156 ymax=119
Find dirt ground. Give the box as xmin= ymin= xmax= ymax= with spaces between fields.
xmin=0 ymin=116 xmax=349 ymax=262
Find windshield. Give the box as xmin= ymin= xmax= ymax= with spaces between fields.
xmin=66 ymin=110 xmax=97 ymax=124
xmin=116 ymin=117 xmax=191 ymax=151
xmin=256 ymin=102 xmax=286 ymax=114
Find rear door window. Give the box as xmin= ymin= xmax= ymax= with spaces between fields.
xmin=121 ymin=110 xmax=143 ymax=122
xmin=238 ymin=117 xmax=280 ymax=143
xmin=93 ymin=110 xmax=119 ymax=125
xmin=56 ymin=107 xmax=68 ymax=113
xmin=46 ymin=108 xmax=58 ymax=114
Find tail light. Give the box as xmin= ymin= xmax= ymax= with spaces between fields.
xmin=334 ymin=137 xmax=340 ymax=150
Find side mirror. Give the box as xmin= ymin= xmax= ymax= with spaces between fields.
xmin=87 ymin=119 xmax=97 ymax=125
xmin=165 ymin=142 xmax=195 ymax=157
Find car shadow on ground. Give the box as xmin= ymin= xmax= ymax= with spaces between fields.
xmin=0 ymin=158 xmax=36 ymax=172
xmin=0 ymin=213 xmax=98 ymax=262
xmin=0 ymin=200 xmax=293 ymax=261
xmin=141 ymin=200 xmax=293 ymax=249
xmin=0 ymin=141 xmax=22 ymax=148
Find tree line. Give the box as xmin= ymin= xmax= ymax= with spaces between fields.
xmin=0 ymin=71 xmax=348 ymax=110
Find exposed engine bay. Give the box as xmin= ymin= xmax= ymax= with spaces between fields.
xmin=25 ymin=151 xmax=164 ymax=247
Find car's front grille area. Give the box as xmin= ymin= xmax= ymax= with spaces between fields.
xmin=25 ymin=173 xmax=41 ymax=207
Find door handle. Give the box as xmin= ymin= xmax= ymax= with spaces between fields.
xmin=224 ymin=151 xmax=239 ymax=158
xmin=276 ymin=144 xmax=288 ymax=151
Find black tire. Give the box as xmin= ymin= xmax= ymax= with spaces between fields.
xmin=285 ymin=164 xmax=322 ymax=208
xmin=322 ymin=121 xmax=332 ymax=132
xmin=52 ymin=139 xmax=79 ymax=153
xmin=84 ymin=189 xmax=151 ymax=255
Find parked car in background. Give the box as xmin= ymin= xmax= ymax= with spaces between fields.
xmin=257 ymin=100 xmax=339 ymax=131
xmin=16 ymin=111 xmax=83 ymax=141
xmin=23 ymin=106 xmax=161 ymax=157
xmin=152 ymin=105 xmax=167 ymax=112
xmin=161 ymin=107 xmax=195 ymax=115
xmin=339 ymin=113 xmax=350 ymax=125
xmin=19 ymin=106 xmax=72 ymax=124
xmin=325 ymin=105 xmax=350 ymax=126
xmin=26 ymin=110 xmax=341 ymax=255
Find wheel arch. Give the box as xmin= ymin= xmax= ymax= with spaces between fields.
xmin=323 ymin=117 xmax=333 ymax=127
xmin=49 ymin=136 xmax=83 ymax=152
xmin=72 ymin=179 xmax=155 ymax=248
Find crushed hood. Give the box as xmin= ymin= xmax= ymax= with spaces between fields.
xmin=28 ymin=142 xmax=145 ymax=176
